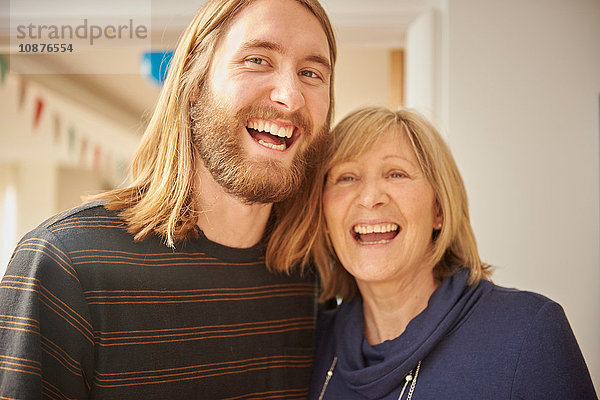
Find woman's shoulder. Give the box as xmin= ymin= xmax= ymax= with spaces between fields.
xmin=476 ymin=280 xmax=568 ymax=326
xmin=487 ymin=282 xmax=557 ymax=306
xmin=480 ymin=284 xmax=597 ymax=398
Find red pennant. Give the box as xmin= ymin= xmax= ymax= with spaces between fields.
xmin=33 ymin=97 xmax=44 ymax=129
xmin=93 ymin=144 xmax=102 ymax=173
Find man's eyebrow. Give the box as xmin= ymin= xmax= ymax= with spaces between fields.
xmin=305 ymin=54 xmax=331 ymax=73
xmin=240 ymin=39 xmax=285 ymax=54
xmin=239 ymin=39 xmax=331 ymax=72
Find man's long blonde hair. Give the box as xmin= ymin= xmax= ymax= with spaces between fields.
xmin=93 ymin=0 xmax=337 ymax=274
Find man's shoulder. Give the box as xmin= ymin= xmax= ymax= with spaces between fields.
xmin=23 ymin=201 xmax=131 ymax=250
xmin=39 ymin=200 xmax=120 ymax=230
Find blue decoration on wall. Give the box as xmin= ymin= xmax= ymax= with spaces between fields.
xmin=141 ymin=51 xmax=174 ymax=86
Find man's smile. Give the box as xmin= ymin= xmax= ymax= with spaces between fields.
xmin=246 ymin=118 xmax=298 ymax=151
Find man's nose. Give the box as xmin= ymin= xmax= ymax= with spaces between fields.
xmin=270 ymin=71 xmax=305 ymax=112
xmin=358 ymin=180 xmax=389 ymax=209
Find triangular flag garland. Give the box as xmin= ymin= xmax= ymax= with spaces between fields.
xmin=79 ymin=137 xmax=88 ymax=164
xmin=93 ymin=144 xmax=102 ymax=174
xmin=1 ymin=74 xmax=133 ymax=186
xmin=68 ymin=126 xmax=76 ymax=154
xmin=33 ymin=97 xmax=45 ymax=130
xmin=17 ymin=77 xmax=27 ymax=110
xmin=0 ymin=54 xmax=8 ymax=85
xmin=53 ymin=113 xmax=61 ymax=143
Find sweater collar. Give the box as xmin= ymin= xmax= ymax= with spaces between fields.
xmin=333 ymin=268 xmax=493 ymax=398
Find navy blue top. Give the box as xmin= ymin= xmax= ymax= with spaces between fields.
xmin=309 ymin=269 xmax=597 ymax=399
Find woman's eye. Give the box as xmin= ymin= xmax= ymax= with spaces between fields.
xmin=389 ymin=171 xmax=407 ymax=179
xmin=337 ymin=175 xmax=356 ymax=182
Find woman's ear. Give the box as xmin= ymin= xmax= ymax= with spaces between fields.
xmin=433 ymin=204 xmax=443 ymax=230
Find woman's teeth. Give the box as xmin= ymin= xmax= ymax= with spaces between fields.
xmin=353 ymin=223 xmax=399 ymax=234
xmin=353 ymin=223 xmax=400 ymax=244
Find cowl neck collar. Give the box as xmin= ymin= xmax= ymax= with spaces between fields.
xmin=333 ymin=269 xmax=493 ymax=398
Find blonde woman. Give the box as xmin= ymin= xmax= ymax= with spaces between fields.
xmin=306 ymin=107 xmax=596 ymax=399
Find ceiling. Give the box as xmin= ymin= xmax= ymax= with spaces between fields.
xmin=1 ymin=0 xmax=437 ymax=130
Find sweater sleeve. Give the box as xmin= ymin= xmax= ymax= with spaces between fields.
xmin=511 ymin=300 xmax=597 ymax=400
xmin=0 ymin=227 xmax=94 ymax=399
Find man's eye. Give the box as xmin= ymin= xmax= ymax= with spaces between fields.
xmin=300 ymin=70 xmax=319 ymax=79
xmin=248 ymin=57 xmax=266 ymax=65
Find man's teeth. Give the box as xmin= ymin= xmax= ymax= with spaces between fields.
xmin=353 ymin=223 xmax=399 ymax=234
xmin=247 ymin=120 xmax=294 ymax=138
xmin=257 ymin=140 xmax=286 ymax=151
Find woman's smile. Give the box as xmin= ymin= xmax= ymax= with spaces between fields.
xmin=351 ymin=221 xmax=400 ymax=244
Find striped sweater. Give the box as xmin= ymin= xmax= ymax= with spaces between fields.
xmin=0 ymin=202 xmax=317 ymax=399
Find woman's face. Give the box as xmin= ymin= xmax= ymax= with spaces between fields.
xmin=323 ymin=130 xmax=442 ymax=286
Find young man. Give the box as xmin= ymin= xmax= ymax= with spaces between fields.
xmin=0 ymin=0 xmax=336 ymax=398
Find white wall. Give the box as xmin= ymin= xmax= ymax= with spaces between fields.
xmin=445 ymin=0 xmax=600 ymax=389
xmin=404 ymin=8 xmax=442 ymax=124
xmin=334 ymin=47 xmax=391 ymax=123
xmin=57 ymin=166 xmax=111 ymax=212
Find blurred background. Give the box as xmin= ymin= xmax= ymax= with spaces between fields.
xmin=1 ymin=0 xmax=599 ymax=392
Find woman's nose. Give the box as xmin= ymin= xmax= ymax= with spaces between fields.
xmin=357 ymin=180 xmax=388 ymax=209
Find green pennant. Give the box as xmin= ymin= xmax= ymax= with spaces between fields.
xmin=0 ymin=54 xmax=8 ymax=85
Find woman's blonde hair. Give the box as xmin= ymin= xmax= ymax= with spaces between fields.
xmin=291 ymin=106 xmax=492 ymax=301
xmin=92 ymin=0 xmax=337 ymax=268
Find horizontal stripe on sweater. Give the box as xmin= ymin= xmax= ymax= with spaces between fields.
xmin=93 ymin=354 xmax=312 ymax=388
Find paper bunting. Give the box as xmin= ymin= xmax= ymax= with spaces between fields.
xmin=33 ymin=97 xmax=45 ymax=129
xmin=18 ymin=77 xmax=27 ymax=110
xmin=93 ymin=145 xmax=102 ymax=174
xmin=80 ymin=137 xmax=88 ymax=164
xmin=53 ymin=113 xmax=61 ymax=143
xmin=68 ymin=127 xmax=76 ymax=153
xmin=0 ymin=54 xmax=7 ymax=85
xmin=5 ymin=72 xmax=130 ymax=185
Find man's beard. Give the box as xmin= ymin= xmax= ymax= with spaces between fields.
xmin=190 ymin=89 xmax=329 ymax=204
